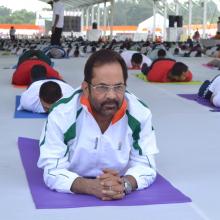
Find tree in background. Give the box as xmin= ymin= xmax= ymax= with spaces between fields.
xmin=0 ymin=1 xmax=219 ymax=26
xmin=113 ymin=0 xmax=153 ymax=25
xmin=112 ymin=0 xmax=220 ymax=26
xmin=0 ymin=6 xmax=12 ymax=23
xmin=0 ymin=6 xmax=35 ymax=24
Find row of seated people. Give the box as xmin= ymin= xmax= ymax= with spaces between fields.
xmin=120 ymin=49 xmax=193 ymax=83
xmin=15 ymin=44 xmax=220 ymax=111
xmin=121 ymin=48 xmax=220 ymax=108
xmin=12 ymin=46 xmax=193 ymax=86
xmin=14 ymin=47 xmax=188 ymax=116
xmin=1 ymin=37 xmax=205 ymax=59
xmin=204 ymin=45 xmax=220 ymax=58
xmin=13 ymin=47 xmax=219 ymax=116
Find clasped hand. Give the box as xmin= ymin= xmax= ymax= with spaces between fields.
xmin=95 ymin=168 xmax=125 ymax=201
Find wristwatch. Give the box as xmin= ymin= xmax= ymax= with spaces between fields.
xmin=123 ymin=177 xmax=133 ymax=194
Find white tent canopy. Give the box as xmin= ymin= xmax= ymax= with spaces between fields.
xmin=137 ymin=13 xmax=168 ymax=33
xmin=38 ymin=0 xmax=110 ymax=9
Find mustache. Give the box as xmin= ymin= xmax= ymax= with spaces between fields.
xmin=101 ymin=100 xmax=119 ymax=108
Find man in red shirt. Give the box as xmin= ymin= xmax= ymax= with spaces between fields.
xmin=12 ymin=60 xmax=62 ymax=86
xmin=144 ymin=59 xmax=192 ymax=82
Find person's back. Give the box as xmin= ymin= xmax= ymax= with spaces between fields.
xmin=18 ymin=79 xmax=74 ymax=113
xmin=12 ymin=59 xmax=61 ymax=86
xmin=148 ymin=46 xmax=173 ymax=61
xmin=147 ymin=59 xmax=176 ymax=82
xmin=157 ymin=49 xmax=166 ymax=59
xmin=120 ymin=50 xmax=152 ymax=69
xmin=43 ymin=45 xmax=66 ymax=59
xmin=87 ymin=29 xmax=102 ymax=42
xmin=86 ymin=22 xmax=102 ymax=42
xmin=147 ymin=59 xmax=192 ymax=82
xmin=193 ymin=29 xmax=200 ymax=41
xmin=17 ymin=49 xmax=51 ymax=67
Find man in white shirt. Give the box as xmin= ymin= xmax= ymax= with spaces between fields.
xmin=38 ymin=49 xmax=158 ymax=200
xmin=18 ymin=79 xmax=74 ymax=113
xmin=198 ymin=74 xmax=220 ymax=107
xmin=86 ymin=22 xmax=102 ymax=42
xmin=209 ymin=75 xmax=220 ymax=107
xmin=51 ymin=0 xmax=64 ymax=46
xmin=9 ymin=26 xmax=16 ymax=41
xmin=120 ymin=50 xmax=152 ymax=69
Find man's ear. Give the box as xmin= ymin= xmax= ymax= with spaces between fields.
xmin=81 ymin=81 xmax=89 ymax=98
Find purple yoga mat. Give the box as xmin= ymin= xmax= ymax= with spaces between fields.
xmin=18 ymin=137 xmax=191 ymax=209
xmin=202 ymin=64 xmax=219 ymax=70
xmin=178 ymin=94 xmax=220 ymax=111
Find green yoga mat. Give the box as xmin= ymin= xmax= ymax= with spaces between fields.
xmin=135 ymin=73 xmax=202 ymax=85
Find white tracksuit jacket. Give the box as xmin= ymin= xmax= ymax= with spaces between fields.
xmin=37 ymin=88 xmax=159 ymax=193
xmin=17 ymin=79 xmax=74 ymax=113
xmin=209 ymin=75 xmax=220 ymax=107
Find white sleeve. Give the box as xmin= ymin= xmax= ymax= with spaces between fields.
xmin=121 ymin=52 xmax=131 ymax=68
xmin=19 ymin=90 xmax=45 ymax=113
xmin=37 ymin=113 xmax=79 ymax=193
xmin=142 ymin=55 xmax=152 ymax=67
xmin=212 ymin=93 xmax=220 ymax=107
xmin=54 ymin=4 xmax=62 ymax=15
xmin=125 ymin=113 xmax=158 ymax=190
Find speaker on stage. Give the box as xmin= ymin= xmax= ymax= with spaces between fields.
xmin=176 ymin=16 xmax=183 ymax=27
xmin=169 ymin=15 xmax=176 ymax=27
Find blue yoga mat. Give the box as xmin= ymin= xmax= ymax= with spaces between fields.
xmin=18 ymin=137 xmax=192 ymax=209
xmin=14 ymin=96 xmax=47 ymax=119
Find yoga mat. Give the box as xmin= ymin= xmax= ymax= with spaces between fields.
xmin=135 ymin=73 xmax=202 ymax=85
xmin=18 ymin=137 xmax=192 ymax=209
xmin=15 ymin=96 xmax=47 ymax=118
xmin=177 ymin=93 xmax=220 ymax=111
xmin=1 ymin=65 xmax=17 ymax=70
xmin=13 ymin=85 xmax=27 ymax=89
xmin=202 ymin=63 xmax=219 ymax=70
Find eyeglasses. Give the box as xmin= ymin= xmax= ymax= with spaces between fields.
xmin=89 ymin=83 xmax=126 ymax=94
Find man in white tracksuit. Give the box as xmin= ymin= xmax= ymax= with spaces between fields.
xmin=38 ymin=49 xmax=159 ymax=200
xmin=207 ymin=75 xmax=220 ymax=107
xmin=18 ymin=79 xmax=74 ymax=113
xmin=120 ymin=50 xmax=152 ymax=69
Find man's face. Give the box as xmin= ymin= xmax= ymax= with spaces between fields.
xmin=179 ymin=71 xmax=188 ymax=81
xmin=83 ymin=62 xmax=126 ymax=118
xmin=131 ymin=61 xmax=141 ymax=69
xmin=40 ymin=99 xmax=52 ymax=112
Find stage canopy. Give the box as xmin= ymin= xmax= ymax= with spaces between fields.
xmin=38 ymin=0 xmax=110 ymax=8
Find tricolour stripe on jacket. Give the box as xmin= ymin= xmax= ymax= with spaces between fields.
xmin=63 ymin=108 xmax=83 ymax=156
xmin=126 ymin=110 xmax=142 ymax=155
xmin=40 ymin=89 xmax=82 ymax=148
xmin=49 ymin=89 xmax=82 ymax=113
